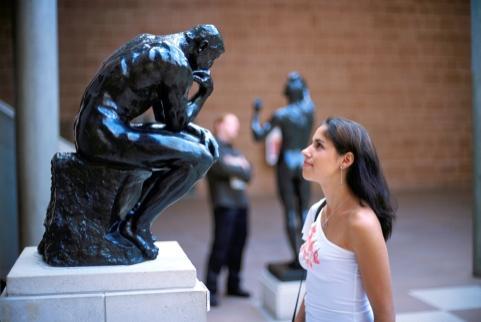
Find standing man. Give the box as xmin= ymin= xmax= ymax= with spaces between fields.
xmin=205 ymin=113 xmax=252 ymax=306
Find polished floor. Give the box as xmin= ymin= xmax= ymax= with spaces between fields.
xmin=152 ymin=188 xmax=481 ymax=322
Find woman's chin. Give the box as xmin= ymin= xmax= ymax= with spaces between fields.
xmin=302 ymin=169 xmax=313 ymax=181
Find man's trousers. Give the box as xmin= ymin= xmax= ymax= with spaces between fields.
xmin=205 ymin=206 xmax=248 ymax=294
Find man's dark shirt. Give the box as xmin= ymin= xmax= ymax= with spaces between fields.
xmin=207 ymin=139 xmax=251 ymax=208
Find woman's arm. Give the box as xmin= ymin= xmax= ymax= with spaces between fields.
xmin=294 ymin=298 xmax=305 ymax=322
xmin=349 ymin=209 xmax=395 ymax=322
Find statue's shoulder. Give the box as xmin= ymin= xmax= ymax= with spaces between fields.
xmin=108 ymin=34 xmax=189 ymax=69
xmin=150 ymin=40 xmax=189 ymax=69
xmin=131 ymin=33 xmax=156 ymax=44
xmin=301 ymin=99 xmax=315 ymax=114
xmin=274 ymin=106 xmax=290 ymax=119
xmin=134 ymin=34 xmax=188 ymax=68
xmin=107 ymin=33 xmax=156 ymax=59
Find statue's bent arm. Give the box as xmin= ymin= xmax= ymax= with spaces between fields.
xmin=160 ymin=69 xmax=212 ymax=132
xmin=251 ymin=113 xmax=280 ymax=141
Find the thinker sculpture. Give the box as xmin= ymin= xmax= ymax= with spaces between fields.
xmin=251 ymin=72 xmax=314 ymax=280
xmin=38 ymin=24 xmax=224 ymax=266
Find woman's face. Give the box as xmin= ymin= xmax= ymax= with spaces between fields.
xmin=302 ymin=125 xmax=342 ymax=184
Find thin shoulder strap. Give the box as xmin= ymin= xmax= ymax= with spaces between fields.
xmin=314 ymin=199 xmax=327 ymax=222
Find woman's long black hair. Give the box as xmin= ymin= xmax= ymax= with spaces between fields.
xmin=323 ymin=117 xmax=396 ymax=240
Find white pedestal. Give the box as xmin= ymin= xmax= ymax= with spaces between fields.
xmin=0 ymin=241 xmax=209 ymax=322
xmin=260 ymin=269 xmax=305 ymax=321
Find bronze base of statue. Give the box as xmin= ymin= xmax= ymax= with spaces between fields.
xmin=267 ymin=261 xmax=306 ymax=281
xmin=38 ymin=153 xmax=153 ymax=266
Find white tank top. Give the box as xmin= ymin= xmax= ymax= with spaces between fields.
xmin=299 ymin=199 xmax=374 ymax=322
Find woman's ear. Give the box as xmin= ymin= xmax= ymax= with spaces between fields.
xmin=342 ymin=152 xmax=355 ymax=169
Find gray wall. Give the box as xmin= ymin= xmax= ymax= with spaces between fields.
xmin=0 ymin=100 xmax=19 ymax=279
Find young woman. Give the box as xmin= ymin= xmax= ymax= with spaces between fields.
xmin=295 ymin=117 xmax=396 ymax=322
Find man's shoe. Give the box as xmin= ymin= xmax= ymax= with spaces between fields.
xmin=210 ymin=293 xmax=219 ymax=307
xmin=226 ymin=288 xmax=251 ymax=298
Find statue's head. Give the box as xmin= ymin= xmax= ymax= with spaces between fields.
xmin=185 ymin=24 xmax=225 ymax=70
xmin=283 ymin=72 xmax=307 ymax=102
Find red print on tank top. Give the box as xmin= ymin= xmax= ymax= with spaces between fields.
xmin=300 ymin=223 xmax=320 ymax=268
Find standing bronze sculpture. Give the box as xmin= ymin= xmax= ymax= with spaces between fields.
xmin=251 ymin=72 xmax=314 ymax=280
xmin=38 ymin=24 xmax=224 ymax=266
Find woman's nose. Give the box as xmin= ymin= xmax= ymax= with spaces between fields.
xmin=302 ymin=147 xmax=310 ymax=157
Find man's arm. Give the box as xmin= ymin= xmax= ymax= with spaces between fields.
xmin=209 ymin=151 xmax=252 ymax=183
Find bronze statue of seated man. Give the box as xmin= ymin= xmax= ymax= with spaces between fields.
xmin=39 ymin=25 xmax=224 ymax=265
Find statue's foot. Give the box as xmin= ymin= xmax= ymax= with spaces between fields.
xmin=120 ymin=220 xmax=159 ymax=259
xmin=137 ymin=225 xmax=157 ymax=244
xmin=140 ymin=242 xmax=159 ymax=259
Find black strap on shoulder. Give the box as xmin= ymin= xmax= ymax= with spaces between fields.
xmin=314 ymin=199 xmax=327 ymax=222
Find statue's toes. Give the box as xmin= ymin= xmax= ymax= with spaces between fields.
xmin=143 ymin=244 xmax=159 ymax=259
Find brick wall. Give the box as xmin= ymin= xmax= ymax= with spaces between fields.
xmin=1 ymin=0 xmax=472 ymax=197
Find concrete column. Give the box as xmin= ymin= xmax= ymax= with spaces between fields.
xmin=472 ymin=0 xmax=481 ymax=276
xmin=15 ymin=0 xmax=59 ymax=247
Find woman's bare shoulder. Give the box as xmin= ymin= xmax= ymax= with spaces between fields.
xmin=347 ymin=206 xmax=382 ymax=238
xmin=346 ymin=206 xmax=386 ymax=254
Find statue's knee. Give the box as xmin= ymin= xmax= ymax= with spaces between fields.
xmin=196 ymin=150 xmax=214 ymax=174
xmin=180 ymin=159 xmax=210 ymax=181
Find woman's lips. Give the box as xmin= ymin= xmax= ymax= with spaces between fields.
xmin=303 ymin=161 xmax=313 ymax=168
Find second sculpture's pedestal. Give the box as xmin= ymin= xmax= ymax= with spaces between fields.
xmin=260 ymin=268 xmax=305 ymax=321
xmin=0 ymin=241 xmax=209 ymax=322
